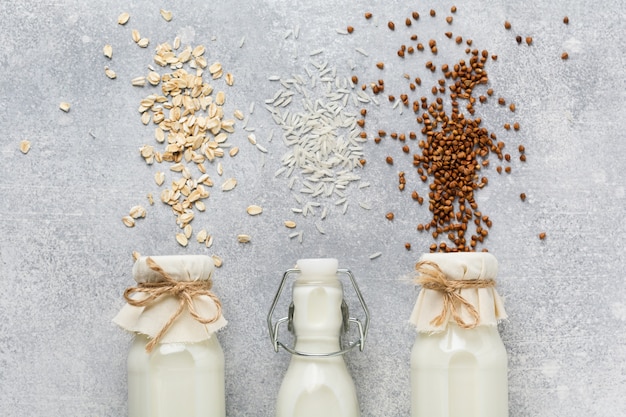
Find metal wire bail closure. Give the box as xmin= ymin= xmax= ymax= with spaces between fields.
xmin=267 ymin=268 xmax=370 ymax=357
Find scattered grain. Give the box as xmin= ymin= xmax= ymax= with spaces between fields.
xmin=160 ymin=9 xmax=173 ymax=21
xmin=196 ymin=229 xmax=208 ymax=243
xmin=104 ymin=66 xmax=117 ymax=79
xmin=146 ymin=71 xmax=160 ymax=85
xmin=131 ymin=76 xmax=146 ymax=87
xmin=129 ymin=205 xmax=146 ymax=219
xmin=103 ymin=44 xmax=113 ymax=59
xmin=124 ymin=36 xmax=252 ymax=247
xmin=122 ymin=216 xmax=135 ymax=228
xmin=209 ymin=61 xmax=222 ymax=76
xmin=176 ymin=233 xmax=189 ymax=247
xmin=154 ymin=172 xmax=165 ymax=186
xmin=117 ymin=12 xmax=130 ymax=25
xmin=19 ymin=140 xmax=30 ymax=154
xmin=266 ymin=59 xmax=371 ymax=231
xmin=284 ymin=220 xmax=297 ymax=228
xmin=247 ymin=205 xmax=263 ymax=216
xmin=221 ymin=178 xmax=237 ymax=191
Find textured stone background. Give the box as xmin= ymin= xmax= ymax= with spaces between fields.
xmin=0 ymin=0 xmax=624 ymax=416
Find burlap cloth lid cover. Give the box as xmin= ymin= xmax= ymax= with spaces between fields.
xmin=410 ymin=252 xmax=507 ymax=333
xmin=113 ymin=255 xmax=227 ymax=344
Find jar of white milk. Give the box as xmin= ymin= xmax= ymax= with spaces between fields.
xmin=268 ymin=258 xmax=370 ymax=417
xmin=410 ymin=252 xmax=508 ymax=417
xmin=114 ymin=255 xmax=227 ymax=417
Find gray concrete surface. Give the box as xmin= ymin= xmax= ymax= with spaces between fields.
xmin=0 ymin=0 xmax=624 ymax=416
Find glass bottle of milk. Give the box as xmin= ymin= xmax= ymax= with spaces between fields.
xmin=268 ymin=258 xmax=370 ymax=417
xmin=409 ymin=252 xmax=508 ymax=417
xmin=114 ymin=255 xmax=228 ymax=417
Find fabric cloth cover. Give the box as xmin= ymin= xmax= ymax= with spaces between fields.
xmin=409 ymin=252 xmax=507 ymax=333
xmin=113 ymin=255 xmax=227 ymax=344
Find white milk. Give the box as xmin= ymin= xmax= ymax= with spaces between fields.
xmin=276 ymin=258 xmax=360 ymax=417
xmin=128 ymin=334 xmax=225 ymax=417
xmin=411 ymin=323 xmax=508 ymax=417
xmin=410 ymin=252 xmax=508 ymax=417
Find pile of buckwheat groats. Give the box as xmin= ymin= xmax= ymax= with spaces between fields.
xmin=338 ymin=6 xmax=567 ymax=252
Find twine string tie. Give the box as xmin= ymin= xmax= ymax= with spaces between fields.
xmin=123 ymin=257 xmax=222 ymax=353
xmin=415 ymin=260 xmax=495 ymax=329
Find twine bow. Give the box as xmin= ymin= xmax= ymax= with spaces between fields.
xmin=124 ymin=257 xmax=222 ymax=353
xmin=415 ymin=260 xmax=495 ymax=329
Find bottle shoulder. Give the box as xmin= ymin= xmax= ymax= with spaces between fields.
xmin=413 ymin=324 xmax=505 ymax=354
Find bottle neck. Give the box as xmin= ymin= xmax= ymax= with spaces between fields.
xmin=291 ymin=278 xmax=344 ymax=354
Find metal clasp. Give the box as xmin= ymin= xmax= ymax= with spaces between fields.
xmin=267 ymin=268 xmax=370 ymax=358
